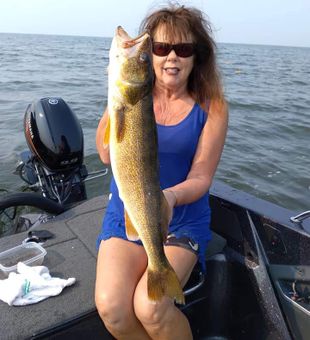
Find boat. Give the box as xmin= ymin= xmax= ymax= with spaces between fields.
xmin=1 ymin=180 xmax=310 ymax=339
xmin=0 ymin=98 xmax=309 ymax=339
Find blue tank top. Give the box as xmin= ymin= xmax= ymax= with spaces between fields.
xmin=104 ymin=103 xmax=211 ymax=252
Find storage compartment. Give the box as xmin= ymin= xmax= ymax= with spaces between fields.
xmin=0 ymin=242 xmax=46 ymax=278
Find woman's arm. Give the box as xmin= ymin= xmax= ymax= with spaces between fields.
xmin=164 ymin=99 xmax=228 ymax=206
xmin=96 ymin=108 xmax=111 ymax=164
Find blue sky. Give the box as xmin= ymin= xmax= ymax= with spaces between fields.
xmin=0 ymin=0 xmax=309 ymax=47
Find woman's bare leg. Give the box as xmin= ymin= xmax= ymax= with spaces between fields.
xmin=134 ymin=246 xmax=197 ymax=340
xmin=95 ymin=237 xmax=151 ymax=340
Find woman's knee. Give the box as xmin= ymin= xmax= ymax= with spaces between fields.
xmin=95 ymin=290 xmax=134 ymax=332
xmin=134 ymin=288 xmax=174 ymax=328
xmin=95 ymin=238 xmax=147 ymax=333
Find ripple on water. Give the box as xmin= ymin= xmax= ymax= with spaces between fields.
xmin=0 ymin=35 xmax=309 ymax=211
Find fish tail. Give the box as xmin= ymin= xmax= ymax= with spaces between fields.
xmin=147 ymin=264 xmax=185 ymax=305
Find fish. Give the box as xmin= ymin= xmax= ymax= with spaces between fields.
xmin=104 ymin=26 xmax=184 ymax=304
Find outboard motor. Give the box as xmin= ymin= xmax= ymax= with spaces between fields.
xmin=24 ymin=97 xmax=84 ymax=172
xmin=21 ymin=97 xmax=87 ymax=206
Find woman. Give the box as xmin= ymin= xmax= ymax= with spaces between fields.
xmin=95 ymin=4 xmax=228 ymax=340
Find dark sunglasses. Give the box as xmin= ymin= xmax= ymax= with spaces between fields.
xmin=152 ymin=42 xmax=195 ymax=58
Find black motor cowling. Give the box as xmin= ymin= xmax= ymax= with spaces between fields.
xmin=24 ymin=97 xmax=84 ymax=172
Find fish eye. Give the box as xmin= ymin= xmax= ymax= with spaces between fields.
xmin=139 ymin=52 xmax=148 ymax=63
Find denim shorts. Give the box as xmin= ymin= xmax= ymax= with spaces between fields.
xmin=165 ymin=234 xmax=199 ymax=256
xmin=97 ymin=213 xmax=210 ymax=272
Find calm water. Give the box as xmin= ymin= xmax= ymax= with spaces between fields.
xmin=0 ymin=33 xmax=309 ymax=212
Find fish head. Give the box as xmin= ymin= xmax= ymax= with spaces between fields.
xmin=108 ymin=26 xmax=153 ymax=106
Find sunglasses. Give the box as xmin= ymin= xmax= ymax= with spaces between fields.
xmin=152 ymin=42 xmax=195 ymax=58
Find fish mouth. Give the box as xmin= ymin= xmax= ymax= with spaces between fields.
xmin=116 ymin=26 xmax=131 ymax=41
xmin=116 ymin=26 xmax=150 ymax=55
xmin=117 ymin=26 xmax=150 ymax=45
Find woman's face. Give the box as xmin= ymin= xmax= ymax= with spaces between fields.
xmin=152 ymin=25 xmax=194 ymax=92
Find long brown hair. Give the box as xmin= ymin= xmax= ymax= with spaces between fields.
xmin=139 ymin=4 xmax=224 ymax=105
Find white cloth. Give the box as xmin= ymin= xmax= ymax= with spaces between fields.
xmin=0 ymin=262 xmax=76 ymax=306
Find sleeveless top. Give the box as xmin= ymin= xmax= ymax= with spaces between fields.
xmin=99 ymin=103 xmax=212 ymax=271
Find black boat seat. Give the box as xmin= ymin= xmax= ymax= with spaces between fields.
xmin=183 ymin=231 xmax=227 ymax=296
xmin=204 ymin=231 xmax=227 ymax=260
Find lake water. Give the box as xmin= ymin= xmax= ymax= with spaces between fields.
xmin=0 ymin=33 xmax=309 ymax=212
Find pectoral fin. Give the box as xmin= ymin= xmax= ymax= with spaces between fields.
xmin=125 ymin=209 xmax=140 ymax=241
xmin=103 ymin=115 xmax=110 ymax=145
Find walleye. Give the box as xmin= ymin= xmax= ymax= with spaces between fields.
xmin=104 ymin=26 xmax=184 ymax=304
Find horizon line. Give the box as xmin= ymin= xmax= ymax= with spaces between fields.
xmin=1 ymin=31 xmax=309 ymax=49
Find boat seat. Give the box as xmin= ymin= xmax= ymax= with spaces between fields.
xmin=181 ymin=232 xmax=230 ymax=339
xmin=205 ymin=231 xmax=227 ymax=260
xmin=183 ymin=231 xmax=227 ymax=296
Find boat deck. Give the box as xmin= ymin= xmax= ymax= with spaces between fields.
xmin=0 ymin=195 xmax=110 ymax=339
xmin=2 ymin=181 xmax=309 ymax=339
